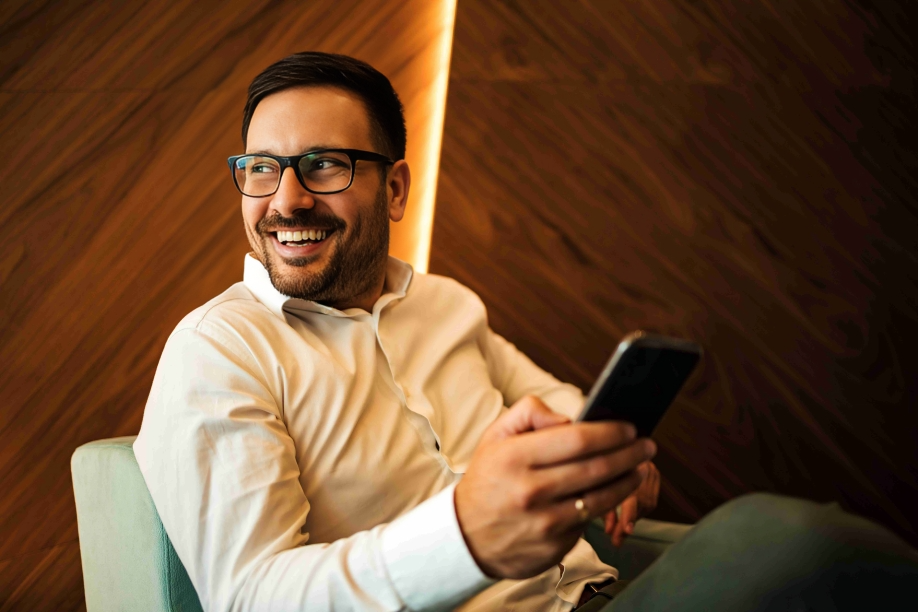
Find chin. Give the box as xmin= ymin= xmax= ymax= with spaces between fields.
xmin=271 ymin=254 xmax=326 ymax=283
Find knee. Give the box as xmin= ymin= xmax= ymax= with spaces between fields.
xmin=698 ymin=492 xmax=918 ymax=564
xmin=699 ymin=492 xmax=826 ymax=533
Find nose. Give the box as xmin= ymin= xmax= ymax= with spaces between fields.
xmin=270 ymin=166 xmax=316 ymax=217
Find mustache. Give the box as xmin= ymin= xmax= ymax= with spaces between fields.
xmin=256 ymin=210 xmax=347 ymax=234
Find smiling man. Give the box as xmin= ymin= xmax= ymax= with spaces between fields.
xmin=134 ymin=52 xmax=655 ymax=612
xmin=236 ymin=84 xmax=401 ymax=312
xmin=134 ymin=52 xmax=918 ymax=612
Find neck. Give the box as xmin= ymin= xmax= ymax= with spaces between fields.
xmin=319 ymin=274 xmax=386 ymax=313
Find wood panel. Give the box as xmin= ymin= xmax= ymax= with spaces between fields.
xmin=0 ymin=1 xmax=451 ymax=609
xmin=431 ymin=0 xmax=918 ymax=546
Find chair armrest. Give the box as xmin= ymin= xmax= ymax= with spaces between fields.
xmin=584 ymin=517 xmax=694 ymax=580
xmin=72 ymin=436 xmax=202 ymax=612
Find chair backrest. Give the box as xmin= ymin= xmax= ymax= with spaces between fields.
xmin=71 ymin=436 xmax=203 ymax=612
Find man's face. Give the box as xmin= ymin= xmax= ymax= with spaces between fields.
xmin=242 ymin=86 xmax=394 ymax=305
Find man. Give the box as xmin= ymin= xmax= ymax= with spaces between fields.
xmin=135 ymin=52 xmax=918 ymax=612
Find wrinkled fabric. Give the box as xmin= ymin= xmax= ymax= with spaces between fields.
xmin=135 ymin=254 xmax=614 ymax=612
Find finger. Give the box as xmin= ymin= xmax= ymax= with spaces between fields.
xmin=513 ymin=422 xmax=641 ymax=468
xmin=613 ymin=496 xmax=637 ymax=546
xmin=640 ymin=462 xmax=660 ymax=514
xmin=619 ymin=495 xmax=638 ymax=527
xmin=483 ymin=396 xmax=570 ymax=443
xmin=649 ymin=463 xmax=660 ymax=497
xmin=554 ymin=464 xmax=648 ymax=532
xmin=523 ymin=438 xmax=656 ymax=503
xmin=623 ymin=501 xmax=638 ymax=538
xmin=604 ymin=509 xmax=616 ymax=535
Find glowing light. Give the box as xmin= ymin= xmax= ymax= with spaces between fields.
xmin=411 ymin=0 xmax=456 ymax=273
xmin=388 ymin=0 xmax=456 ymax=273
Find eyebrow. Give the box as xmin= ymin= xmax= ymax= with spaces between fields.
xmin=246 ymin=145 xmax=342 ymax=156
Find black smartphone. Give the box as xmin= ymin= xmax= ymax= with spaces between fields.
xmin=575 ymin=331 xmax=702 ymax=437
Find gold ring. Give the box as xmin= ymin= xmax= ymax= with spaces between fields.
xmin=574 ymin=498 xmax=590 ymax=523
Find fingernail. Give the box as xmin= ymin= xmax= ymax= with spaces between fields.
xmin=626 ymin=523 xmax=634 ymax=533
xmin=627 ymin=424 xmax=637 ymax=440
xmin=645 ymin=439 xmax=657 ymax=457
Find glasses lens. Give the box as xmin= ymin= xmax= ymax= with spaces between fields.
xmin=298 ymin=151 xmax=353 ymax=193
xmin=234 ymin=155 xmax=280 ymax=196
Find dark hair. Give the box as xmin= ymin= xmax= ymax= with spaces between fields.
xmin=242 ymin=52 xmax=406 ymax=160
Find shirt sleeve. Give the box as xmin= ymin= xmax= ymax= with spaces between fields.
xmin=480 ymin=328 xmax=586 ymax=420
xmin=134 ymin=321 xmax=491 ymax=612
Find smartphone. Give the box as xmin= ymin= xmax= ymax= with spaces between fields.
xmin=575 ymin=331 xmax=702 ymax=437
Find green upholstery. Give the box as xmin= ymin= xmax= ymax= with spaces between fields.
xmin=584 ymin=515 xmax=694 ymax=579
xmin=72 ymin=436 xmax=692 ymax=610
xmin=72 ymin=436 xmax=203 ymax=612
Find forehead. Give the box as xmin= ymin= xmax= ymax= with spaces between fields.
xmin=246 ymin=86 xmax=374 ymax=154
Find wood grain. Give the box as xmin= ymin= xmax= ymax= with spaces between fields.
xmin=0 ymin=1 xmax=451 ymax=608
xmin=431 ymin=0 xmax=918 ymax=544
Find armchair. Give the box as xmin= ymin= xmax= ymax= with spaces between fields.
xmin=72 ymin=437 xmax=692 ymax=611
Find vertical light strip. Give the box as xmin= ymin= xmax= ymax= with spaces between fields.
xmin=412 ymin=0 xmax=456 ymax=273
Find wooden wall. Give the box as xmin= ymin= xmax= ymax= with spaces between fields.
xmin=2 ymin=0 xmax=916 ymax=609
xmin=0 ymin=1 xmax=451 ymax=609
xmin=430 ymin=0 xmax=918 ymax=547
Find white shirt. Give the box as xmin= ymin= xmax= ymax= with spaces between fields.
xmin=134 ymin=254 xmax=615 ymax=612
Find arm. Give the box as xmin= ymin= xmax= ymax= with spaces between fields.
xmin=480 ymin=328 xmax=586 ymax=420
xmin=133 ymin=323 xmax=490 ymax=612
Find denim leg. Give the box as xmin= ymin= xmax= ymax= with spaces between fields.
xmin=598 ymin=493 xmax=918 ymax=612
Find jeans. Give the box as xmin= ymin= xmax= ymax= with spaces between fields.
xmin=580 ymin=493 xmax=918 ymax=612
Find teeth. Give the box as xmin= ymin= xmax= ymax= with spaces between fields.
xmin=276 ymin=229 xmax=328 ymax=243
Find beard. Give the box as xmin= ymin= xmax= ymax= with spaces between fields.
xmin=254 ymin=182 xmax=390 ymax=305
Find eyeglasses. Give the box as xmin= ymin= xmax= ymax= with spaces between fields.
xmin=227 ymin=149 xmax=395 ymax=197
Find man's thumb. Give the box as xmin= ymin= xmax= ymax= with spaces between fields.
xmin=485 ymin=395 xmax=570 ymax=442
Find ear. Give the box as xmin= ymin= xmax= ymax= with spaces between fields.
xmin=386 ymin=160 xmax=411 ymax=222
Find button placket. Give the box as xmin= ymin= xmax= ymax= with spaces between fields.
xmin=375 ymin=323 xmax=446 ymax=463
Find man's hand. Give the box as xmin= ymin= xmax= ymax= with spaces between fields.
xmin=454 ymin=396 xmax=656 ymax=580
xmin=603 ymin=460 xmax=660 ymax=547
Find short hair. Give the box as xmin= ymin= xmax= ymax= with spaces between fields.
xmin=242 ymin=52 xmax=407 ymax=160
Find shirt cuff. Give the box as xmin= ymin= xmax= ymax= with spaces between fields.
xmin=381 ymin=482 xmax=494 ymax=611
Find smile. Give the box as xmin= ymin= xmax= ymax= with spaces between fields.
xmin=272 ymin=229 xmax=332 ymax=247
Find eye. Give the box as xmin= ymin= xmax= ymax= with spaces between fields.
xmin=308 ymin=157 xmax=347 ymax=171
xmin=251 ymin=162 xmax=277 ymax=174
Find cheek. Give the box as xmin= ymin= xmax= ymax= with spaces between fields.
xmin=339 ymin=188 xmax=378 ymax=224
xmin=241 ymin=198 xmax=268 ymax=229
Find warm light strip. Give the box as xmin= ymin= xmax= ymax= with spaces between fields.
xmin=411 ymin=0 xmax=456 ymax=273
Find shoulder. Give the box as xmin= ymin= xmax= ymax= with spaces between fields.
xmin=167 ymin=282 xmax=284 ymax=358
xmin=174 ymin=283 xmax=269 ymax=332
xmin=397 ymin=273 xmax=490 ymax=341
xmin=408 ymin=272 xmax=486 ymax=311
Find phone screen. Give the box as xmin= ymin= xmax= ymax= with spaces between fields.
xmin=578 ymin=337 xmax=701 ymax=437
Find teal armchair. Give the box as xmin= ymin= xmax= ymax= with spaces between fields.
xmin=71 ymin=437 xmax=202 ymax=612
xmin=72 ymin=437 xmax=693 ymax=611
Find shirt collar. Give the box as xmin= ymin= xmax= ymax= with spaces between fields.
xmin=242 ymin=253 xmax=414 ymax=321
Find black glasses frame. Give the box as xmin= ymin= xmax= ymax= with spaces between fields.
xmin=227 ymin=148 xmax=396 ymax=197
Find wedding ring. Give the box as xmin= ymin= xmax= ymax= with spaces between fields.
xmin=574 ymin=497 xmax=590 ymax=523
